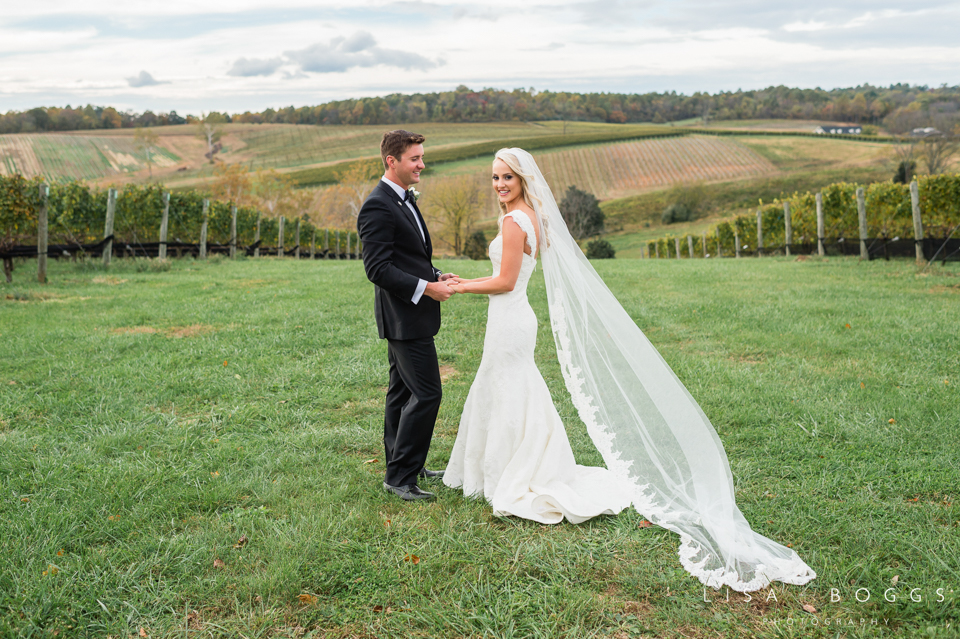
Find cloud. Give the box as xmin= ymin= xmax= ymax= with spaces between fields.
xmin=285 ymin=30 xmax=437 ymax=74
xmin=227 ymin=56 xmax=283 ymax=77
xmin=126 ymin=70 xmax=166 ymax=87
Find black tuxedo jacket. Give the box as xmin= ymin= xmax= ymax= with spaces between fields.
xmin=357 ymin=180 xmax=442 ymax=340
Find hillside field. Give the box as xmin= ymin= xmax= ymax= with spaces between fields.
xmin=1 ymin=256 xmax=958 ymax=638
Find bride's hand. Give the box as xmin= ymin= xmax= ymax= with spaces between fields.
xmin=448 ymin=281 xmax=464 ymax=293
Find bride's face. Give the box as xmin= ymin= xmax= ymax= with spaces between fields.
xmin=492 ymin=159 xmax=523 ymax=207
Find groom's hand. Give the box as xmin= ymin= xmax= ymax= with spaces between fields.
xmin=439 ymin=272 xmax=459 ymax=282
xmin=424 ymin=281 xmax=454 ymax=302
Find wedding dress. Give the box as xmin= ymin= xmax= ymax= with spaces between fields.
xmin=443 ymin=211 xmax=633 ymax=524
xmin=444 ymin=148 xmax=816 ymax=593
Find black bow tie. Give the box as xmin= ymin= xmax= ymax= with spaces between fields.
xmin=403 ymin=190 xmax=413 ymax=203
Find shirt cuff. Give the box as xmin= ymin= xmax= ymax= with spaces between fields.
xmin=411 ymin=278 xmax=428 ymax=304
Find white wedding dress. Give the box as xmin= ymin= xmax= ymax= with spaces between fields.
xmin=443 ymin=211 xmax=633 ymax=524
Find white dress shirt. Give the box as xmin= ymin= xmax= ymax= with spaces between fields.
xmin=380 ymin=176 xmax=428 ymax=304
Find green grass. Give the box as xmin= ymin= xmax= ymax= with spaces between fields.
xmin=2 ymin=256 xmax=959 ymax=638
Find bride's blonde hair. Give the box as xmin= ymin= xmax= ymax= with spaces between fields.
xmin=494 ymin=149 xmax=543 ymax=232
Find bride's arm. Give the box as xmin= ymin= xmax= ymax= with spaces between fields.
xmin=452 ymin=218 xmax=524 ymax=295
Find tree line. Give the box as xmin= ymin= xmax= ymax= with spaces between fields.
xmin=4 ymin=84 xmax=959 ymax=135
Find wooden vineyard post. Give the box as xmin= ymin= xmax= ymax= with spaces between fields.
xmin=910 ymin=180 xmax=924 ymax=263
xmin=654 ymin=243 xmax=660 ymax=259
xmin=103 ymin=188 xmax=117 ymax=266
xmin=674 ymin=237 xmax=681 ymax=259
xmin=687 ymin=235 xmax=694 ymax=259
xmin=199 ymin=199 xmax=209 ymax=259
xmin=254 ymin=211 xmax=261 ymax=258
xmin=816 ymin=192 xmax=825 ymax=257
xmin=735 ymin=231 xmax=741 ymax=258
xmin=294 ymin=219 xmax=301 ymax=259
xmin=278 ymin=216 xmax=285 ymax=257
xmin=336 ymin=230 xmax=341 ymax=259
xmin=756 ymin=207 xmax=763 ymax=256
xmin=37 ymin=183 xmax=49 ymax=284
xmin=856 ymin=187 xmax=868 ymax=260
xmin=717 ymin=235 xmax=722 ymax=258
xmin=783 ymin=201 xmax=792 ymax=257
xmin=230 ymin=205 xmax=238 ymax=259
xmin=311 ymin=229 xmax=316 ymax=259
xmin=158 ymin=192 xmax=170 ymax=259
xmin=701 ymin=232 xmax=707 ymax=257
xmin=324 ymin=229 xmax=331 ymax=259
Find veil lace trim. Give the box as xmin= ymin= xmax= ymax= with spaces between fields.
xmin=495 ymin=148 xmax=816 ymax=593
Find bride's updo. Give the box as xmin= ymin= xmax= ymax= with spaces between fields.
xmin=494 ymin=149 xmax=543 ymax=231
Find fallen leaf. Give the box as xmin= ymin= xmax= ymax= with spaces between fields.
xmin=223 ymin=360 xmax=228 ymax=366
xmin=888 ymin=418 xmax=896 ymax=424
xmin=638 ymin=520 xmax=652 ymax=528
xmin=845 ymin=323 xmax=851 ymax=329
xmin=233 ymin=535 xmax=249 ymax=549
xmin=57 ymin=549 xmax=64 ymax=556
xmin=892 ymin=575 xmax=899 ymax=585
xmin=298 ymin=594 xmax=316 ymax=605
xmin=139 ymin=628 xmax=148 ymax=637
xmin=907 ymin=496 xmax=919 ymax=502
xmin=279 ymin=400 xmax=287 ymax=404
xmin=254 ymin=595 xmax=262 ymax=604
xmin=8 ymin=381 xmax=16 ymax=385
xmin=373 ymin=605 xmax=383 ymax=612
xmin=404 ymin=554 xmax=420 ymax=565
xmin=860 ymin=382 xmax=865 ymax=389
xmin=20 ymin=498 xmax=29 ymax=503
xmin=210 ymin=471 xmax=220 ymax=477
xmin=384 ymin=519 xmax=391 ymax=527
xmin=362 ymin=459 xmax=378 ymax=464
xmin=213 ymin=558 xmax=225 ymax=569
xmin=787 ymin=543 xmax=792 ymax=547
xmin=802 ymin=603 xmax=816 ymax=614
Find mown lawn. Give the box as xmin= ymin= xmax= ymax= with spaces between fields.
xmin=1 ymin=255 xmax=958 ymax=638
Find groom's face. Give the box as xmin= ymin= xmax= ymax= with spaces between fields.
xmin=390 ymin=143 xmax=425 ymax=188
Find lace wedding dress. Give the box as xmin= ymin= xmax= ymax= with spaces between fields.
xmin=443 ymin=211 xmax=633 ymax=524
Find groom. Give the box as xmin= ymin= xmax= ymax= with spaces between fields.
xmin=357 ymin=130 xmax=458 ymax=502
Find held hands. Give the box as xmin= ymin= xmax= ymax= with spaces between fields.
xmin=425 ymin=273 xmax=464 ymax=301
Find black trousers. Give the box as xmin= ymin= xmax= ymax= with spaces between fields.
xmin=384 ymin=337 xmax=442 ymax=488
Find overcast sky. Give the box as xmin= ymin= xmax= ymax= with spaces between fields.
xmin=2 ymin=0 xmax=958 ymax=114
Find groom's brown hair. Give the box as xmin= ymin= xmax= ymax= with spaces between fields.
xmin=381 ymin=130 xmax=425 ymax=170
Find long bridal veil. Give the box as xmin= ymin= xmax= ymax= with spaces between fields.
xmin=497 ymin=148 xmax=816 ymax=592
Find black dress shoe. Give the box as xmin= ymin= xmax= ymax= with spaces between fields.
xmin=383 ymin=482 xmax=435 ymax=501
xmin=418 ymin=468 xmax=445 ymax=480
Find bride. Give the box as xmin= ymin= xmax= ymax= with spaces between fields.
xmin=444 ymin=148 xmax=816 ymax=593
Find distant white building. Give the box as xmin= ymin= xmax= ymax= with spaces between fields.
xmin=911 ymin=127 xmax=942 ymax=137
xmin=814 ymin=125 xmax=863 ymax=135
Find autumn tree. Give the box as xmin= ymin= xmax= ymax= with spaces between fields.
xmin=423 ymin=175 xmax=487 ymax=255
xmin=918 ymin=123 xmax=960 ymax=175
xmin=253 ymin=169 xmax=294 ymax=218
xmin=133 ymin=127 xmax=160 ymax=180
xmin=332 ymin=160 xmax=381 ymax=219
xmin=211 ymin=163 xmax=252 ymax=205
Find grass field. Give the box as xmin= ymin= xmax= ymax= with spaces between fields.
xmin=2 ymin=256 xmax=958 ymax=638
